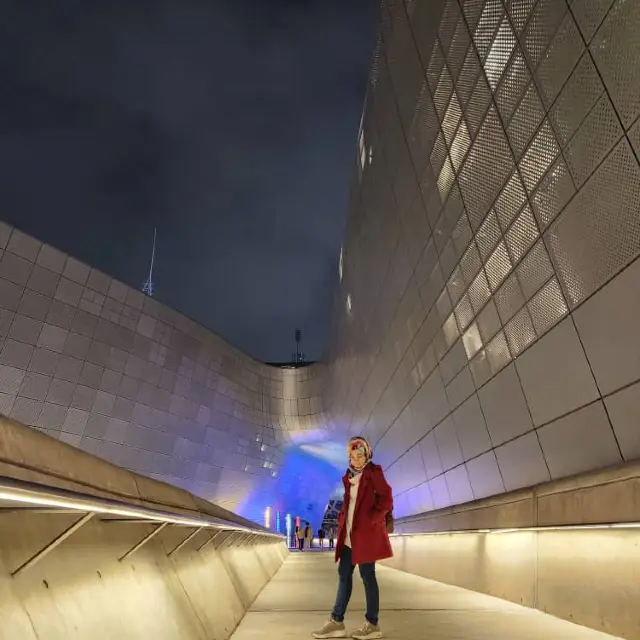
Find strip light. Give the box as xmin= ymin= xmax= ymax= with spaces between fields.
xmin=0 ymin=476 xmax=286 ymax=577
xmin=390 ymin=522 xmax=640 ymax=537
xmin=0 ymin=478 xmax=284 ymax=539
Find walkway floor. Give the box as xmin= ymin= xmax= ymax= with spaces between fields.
xmin=231 ymin=551 xmax=621 ymax=640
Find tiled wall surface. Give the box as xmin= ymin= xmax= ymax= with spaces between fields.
xmin=5 ymin=0 xmax=640 ymax=524
xmin=0 ymin=221 xmax=331 ymax=512
xmin=326 ymin=0 xmax=640 ymax=517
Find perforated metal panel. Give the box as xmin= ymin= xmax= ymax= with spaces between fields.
xmin=519 ymin=120 xmax=561 ymax=193
xmin=527 ymin=277 xmax=568 ymax=335
xmin=507 ymin=84 xmax=546 ymax=159
xmin=570 ymin=0 xmax=616 ymax=44
xmin=485 ymin=241 xmax=513 ymax=291
xmin=564 ymin=94 xmax=623 ymax=187
xmin=447 ymin=14 xmax=472 ymax=80
xmin=590 ymin=0 xmax=640 ymax=128
xmin=430 ymin=131 xmax=449 ymax=176
xmin=467 ymin=269 xmax=492 ymax=313
xmin=435 ymin=188 xmax=463 ymax=252
xmin=495 ymin=271 xmax=526 ymax=323
xmin=454 ymin=293 xmax=475 ymax=331
xmin=476 ymin=299 xmax=502 ymax=343
xmin=439 ymin=237 xmax=459 ymax=279
xmin=456 ymin=48 xmax=482 ymax=109
xmin=408 ymin=81 xmax=440 ymax=176
xmin=473 ymin=0 xmax=504 ymax=61
xmin=433 ymin=67 xmax=455 ymax=119
xmin=516 ymin=240 xmax=555 ymax=300
xmin=531 ymin=157 xmax=575 ymax=230
xmin=427 ymin=39 xmax=447 ymax=93
xmin=534 ymin=12 xmax=584 ymax=108
xmin=451 ymin=211 xmax=474 ymax=258
xmin=505 ymin=0 xmax=537 ymax=32
xmin=495 ymin=50 xmax=531 ymax=123
xmin=475 ymin=210 xmax=502 ymax=261
xmin=438 ymin=0 xmax=462 ymax=53
xmin=460 ymin=241 xmax=483 ymax=285
xmin=546 ymin=140 xmax=640 ymax=307
xmin=462 ymin=0 xmax=487 ymax=34
xmin=447 ymin=266 xmax=467 ymax=306
xmin=486 ymin=330 xmax=512 ymax=374
xmin=628 ymin=116 xmax=640 ymax=158
xmin=484 ymin=16 xmax=516 ymax=90
xmin=441 ymin=95 xmax=464 ymax=146
xmin=522 ymin=0 xmax=567 ymax=68
xmin=459 ymin=108 xmax=514 ymax=229
xmin=462 ymin=322 xmax=483 ymax=359
xmin=495 ymin=171 xmax=528 ymax=230
xmin=389 ymin=15 xmax=428 ymax=133
xmin=449 ymin=119 xmax=472 ymax=171
xmin=505 ymin=206 xmax=539 ymax=264
xmin=443 ymin=312 xmax=460 ymax=348
xmin=437 ymin=156 xmax=456 ymax=202
xmin=468 ymin=351 xmax=490 ymax=390
xmin=504 ymin=306 xmax=537 ymax=356
xmin=549 ymin=52 xmax=604 ymax=147
xmin=330 ymin=0 xmax=640 ymax=518
xmin=465 ymin=75 xmax=493 ymax=138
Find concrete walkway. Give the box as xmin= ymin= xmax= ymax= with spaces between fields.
xmin=231 ymin=552 xmax=621 ymax=640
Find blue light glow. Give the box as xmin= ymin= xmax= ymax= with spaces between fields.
xmin=235 ymin=435 xmax=345 ymax=529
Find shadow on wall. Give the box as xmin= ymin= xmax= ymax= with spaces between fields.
xmin=0 ymin=508 xmax=287 ymax=640
xmin=220 ymin=542 xmax=286 ymax=608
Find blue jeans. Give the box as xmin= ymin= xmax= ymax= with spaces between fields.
xmin=331 ymin=545 xmax=379 ymax=625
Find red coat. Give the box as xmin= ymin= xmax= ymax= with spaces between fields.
xmin=335 ymin=462 xmax=393 ymax=565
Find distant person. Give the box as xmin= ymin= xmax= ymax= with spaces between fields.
xmin=297 ymin=525 xmax=306 ymax=551
xmin=305 ymin=523 xmax=313 ymax=549
xmin=328 ymin=525 xmax=335 ymax=549
xmin=312 ymin=436 xmax=393 ymax=640
xmin=318 ymin=528 xmax=326 ymax=549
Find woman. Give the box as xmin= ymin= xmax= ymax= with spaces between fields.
xmin=313 ymin=436 xmax=393 ymax=640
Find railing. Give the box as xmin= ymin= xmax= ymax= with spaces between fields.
xmin=0 ymin=475 xmax=285 ymax=577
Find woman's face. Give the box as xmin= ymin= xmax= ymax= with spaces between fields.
xmin=349 ymin=446 xmax=367 ymax=470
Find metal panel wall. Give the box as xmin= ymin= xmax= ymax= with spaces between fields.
xmin=327 ymin=0 xmax=640 ymax=517
xmin=0 ymin=222 xmax=332 ymax=516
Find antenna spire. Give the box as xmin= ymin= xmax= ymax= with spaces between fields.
xmin=292 ymin=329 xmax=306 ymax=366
xmin=142 ymin=228 xmax=156 ymax=297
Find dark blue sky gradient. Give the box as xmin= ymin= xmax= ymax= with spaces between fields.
xmin=0 ymin=0 xmax=378 ymax=362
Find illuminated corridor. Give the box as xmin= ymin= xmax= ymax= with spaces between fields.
xmin=231 ymin=553 xmax=619 ymax=640
xmin=1 ymin=0 xmax=640 ymax=636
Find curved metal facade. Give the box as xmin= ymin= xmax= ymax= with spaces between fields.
xmin=326 ymin=0 xmax=640 ymax=518
xmin=0 ymin=221 xmax=336 ymax=521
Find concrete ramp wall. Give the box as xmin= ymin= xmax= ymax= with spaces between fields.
xmin=0 ymin=512 xmax=287 ymax=640
xmin=384 ymin=461 xmax=640 ymax=640
xmin=0 ymin=414 xmax=288 ymax=640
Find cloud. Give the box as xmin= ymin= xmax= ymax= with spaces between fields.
xmin=0 ymin=0 xmax=378 ymax=361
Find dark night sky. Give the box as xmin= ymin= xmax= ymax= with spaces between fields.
xmin=0 ymin=0 xmax=378 ymax=362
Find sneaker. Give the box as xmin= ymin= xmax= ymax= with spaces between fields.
xmin=352 ymin=621 xmax=382 ymax=640
xmin=312 ymin=619 xmax=347 ymax=639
